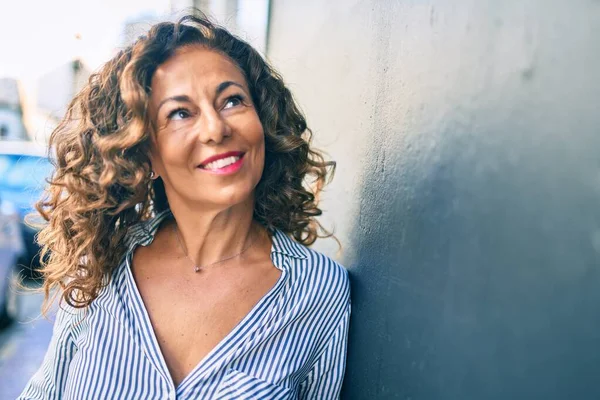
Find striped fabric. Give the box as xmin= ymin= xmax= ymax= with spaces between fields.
xmin=18 ymin=209 xmax=351 ymax=399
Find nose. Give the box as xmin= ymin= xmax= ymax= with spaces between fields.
xmin=197 ymin=107 xmax=231 ymax=144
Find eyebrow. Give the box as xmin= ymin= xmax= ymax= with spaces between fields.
xmin=156 ymin=81 xmax=246 ymax=114
xmin=156 ymin=95 xmax=192 ymax=114
xmin=216 ymin=80 xmax=245 ymax=96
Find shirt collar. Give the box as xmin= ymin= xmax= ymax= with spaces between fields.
xmin=126 ymin=208 xmax=308 ymax=260
xmin=270 ymin=229 xmax=308 ymax=260
xmin=125 ymin=208 xmax=172 ymax=251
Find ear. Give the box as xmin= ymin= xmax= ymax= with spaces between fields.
xmin=148 ymin=141 xmax=161 ymax=180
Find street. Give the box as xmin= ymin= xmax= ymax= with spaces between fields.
xmin=0 ymin=284 xmax=54 ymax=399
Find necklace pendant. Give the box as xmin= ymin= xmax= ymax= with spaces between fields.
xmin=194 ymin=265 xmax=200 ymax=273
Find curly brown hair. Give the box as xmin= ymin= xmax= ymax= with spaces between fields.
xmin=34 ymin=12 xmax=337 ymax=313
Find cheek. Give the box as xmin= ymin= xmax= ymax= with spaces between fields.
xmin=160 ymin=136 xmax=192 ymax=166
xmin=253 ymin=130 xmax=266 ymax=166
xmin=245 ymin=118 xmax=265 ymax=157
xmin=247 ymin=127 xmax=265 ymax=182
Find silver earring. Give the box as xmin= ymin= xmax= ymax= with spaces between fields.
xmin=149 ymin=171 xmax=155 ymax=179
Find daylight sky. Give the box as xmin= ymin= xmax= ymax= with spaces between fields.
xmin=0 ymin=0 xmax=172 ymax=80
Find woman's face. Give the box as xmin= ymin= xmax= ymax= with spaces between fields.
xmin=148 ymin=46 xmax=265 ymax=211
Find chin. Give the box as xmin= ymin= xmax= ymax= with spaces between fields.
xmin=199 ymin=185 xmax=256 ymax=209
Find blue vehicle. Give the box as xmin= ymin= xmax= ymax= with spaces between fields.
xmin=0 ymin=141 xmax=53 ymax=279
xmin=0 ymin=200 xmax=24 ymax=326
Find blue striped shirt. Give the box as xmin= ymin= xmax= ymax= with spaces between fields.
xmin=18 ymin=209 xmax=351 ymax=399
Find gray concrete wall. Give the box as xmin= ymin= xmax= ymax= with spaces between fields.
xmin=268 ymin=1 xmax=600 ymax=399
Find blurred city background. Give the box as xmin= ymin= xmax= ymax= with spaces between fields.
xmin=0 ymin=0 xmax=269 ymax=398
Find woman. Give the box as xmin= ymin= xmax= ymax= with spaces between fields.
xmin=19 ymin=12 xmax=350 ymax=400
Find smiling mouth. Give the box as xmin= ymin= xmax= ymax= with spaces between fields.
xmin=199 ymin=153 xmax=245 ymax=170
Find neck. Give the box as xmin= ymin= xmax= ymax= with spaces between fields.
xmin=167 ymin=195 xmax=262 ymax=268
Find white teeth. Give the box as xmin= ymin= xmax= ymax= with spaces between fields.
xmin=204 ymin=156 xmax=240 ymax=170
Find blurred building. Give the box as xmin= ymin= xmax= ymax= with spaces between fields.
xmin=0 ymin=78 xmax=28 ymax=141
xmin=26 ymin=59 xmax=91 ymax=143
xmin=37 ymin=59 xmax=90 ymax=122
xmin=170 ymin=0 xmax=270 ymax=55
xmin=121 ymin=11 xmax=165 ymax=47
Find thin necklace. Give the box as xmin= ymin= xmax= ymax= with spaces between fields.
xmin=173 ymin=223 xmax=257 ymax=273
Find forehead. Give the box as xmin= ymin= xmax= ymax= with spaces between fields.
xmin=150 ymin=46 xmax=247 ymax=97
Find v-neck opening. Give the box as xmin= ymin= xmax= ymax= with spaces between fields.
xmin=176 ymin=264 xmax=287 ymax=392
xmin=123 ymin=216 xmax=290 ymax=393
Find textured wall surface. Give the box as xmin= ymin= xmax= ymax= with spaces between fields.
xmin=268 ymin=1 xmax=600 ymax=399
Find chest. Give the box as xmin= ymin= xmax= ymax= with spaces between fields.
xmin=130 ymin=251 xmax=281 ymax=386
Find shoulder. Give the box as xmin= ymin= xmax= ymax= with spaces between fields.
xmin=272 ymin=230 xmax=350 ymax=321
xmin=51 ymin=300 xmax=85 ymax=341
xmin=302 ymin=246 xmax=351 ymax=303
xmin=284 ymin=244 xmax=351 ymax=363
xmin=272 ymin=230 xmax=350 ymax=300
